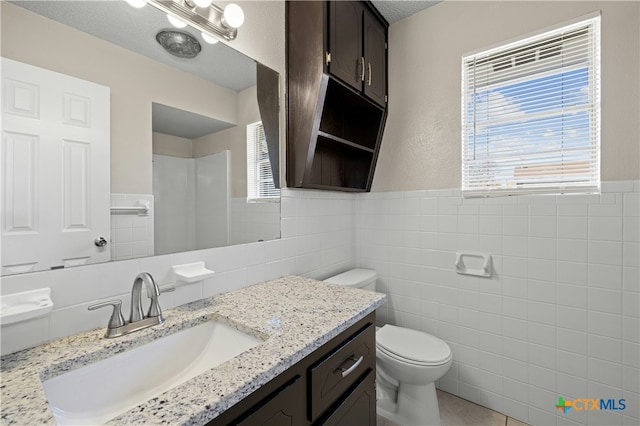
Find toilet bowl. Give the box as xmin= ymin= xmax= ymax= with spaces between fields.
xmin=324 ymin=269 xmax=453 ymax=426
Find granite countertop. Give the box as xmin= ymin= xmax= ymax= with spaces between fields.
xmin=0 ymin=276 xmax=385 ymax=425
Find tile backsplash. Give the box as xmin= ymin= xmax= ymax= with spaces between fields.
xmin=355 ymin=181 xmax=639 ymax=426
xmin=0 ymin=188 xmax=355 ymax=355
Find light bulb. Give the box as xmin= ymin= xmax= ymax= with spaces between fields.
xmin=167 ymin=14 xmax=188 ymax=28
xmin=201 ymin=32 xmax=219 ymax=44
xmin=125 ymin=0 xmax=146 ymax=8
xmin=193 ymin=0 xmax=213 ymax=7
xmin=223 ymin=3 xmax=244 ymax=29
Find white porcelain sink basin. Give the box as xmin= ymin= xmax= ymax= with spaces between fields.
xmin=42 ymin=321 xmax=263 ymax=425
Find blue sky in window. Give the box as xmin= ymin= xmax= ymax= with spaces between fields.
xmin=465 ymin=67 xmax=593 ymax=186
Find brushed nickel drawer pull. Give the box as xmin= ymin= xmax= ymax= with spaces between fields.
xmin=337 ymin=355 xmax=363 ymax=378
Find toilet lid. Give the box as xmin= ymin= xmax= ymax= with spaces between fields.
xmin=376 ymin=325 xmax=451 ymax=365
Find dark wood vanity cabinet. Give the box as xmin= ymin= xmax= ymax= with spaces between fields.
xmin=286 ymin=1 xmax=388 ymax=192
xmin=208 ymin=313 xmax=376 ymax=426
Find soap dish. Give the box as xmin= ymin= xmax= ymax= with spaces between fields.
xmin=0 ymin=288 xmax=54 ymax=326
xmin=172 ymin=262 xmax=215 ymax=284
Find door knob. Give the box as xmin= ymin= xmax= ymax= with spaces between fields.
xmin=94 ymin=237 xmax=108 ymax=247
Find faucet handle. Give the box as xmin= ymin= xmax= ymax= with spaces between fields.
xmin=89 ymin=300 xmax=126 ymax=329
xmin=159 ymin=286 xmax=175 ymax=294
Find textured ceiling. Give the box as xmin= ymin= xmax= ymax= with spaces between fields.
xmin=372 ymin=0 xmax=442 ymax=23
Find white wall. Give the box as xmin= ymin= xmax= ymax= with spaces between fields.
xmin=195 ymin=152 xmax=230 ymax=249
xmin=356 ymin=182 xmax=640 ymax=426
xmin=0 ymin=189 xmax=355 ymax=355
xmin=152 ymin=155 xmax=197 ymax=255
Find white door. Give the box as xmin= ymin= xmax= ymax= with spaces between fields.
xmin=1 ymin=58 xmax=111 ymax=274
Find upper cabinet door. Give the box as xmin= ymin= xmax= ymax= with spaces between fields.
xmin=363 ymin=10 xmax=387 ymax=106
xmin=329 ymin=1 xmax=363 ymax=91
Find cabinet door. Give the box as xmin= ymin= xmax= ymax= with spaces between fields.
xmin=329 ymin=1 xmax=363 ymax=91
xmin=236 ymin=376 xmax=305 ymax=426
xmin=363 ymin=10 xmax=386 ymax=106
xmin=321 ymin=372 xmax=376 ymax=426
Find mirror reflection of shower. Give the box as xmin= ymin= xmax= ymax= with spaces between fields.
xmin=151 ymin=102 xmax=279 ymax=256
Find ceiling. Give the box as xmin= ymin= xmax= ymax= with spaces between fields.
xmin=373 ymin=0 xmax=441 ymax=23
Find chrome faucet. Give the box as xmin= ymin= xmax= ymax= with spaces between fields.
xmin=88 ymin=272 xmax=174 ymax=338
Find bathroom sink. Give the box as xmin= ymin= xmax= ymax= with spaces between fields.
xmin=42 ymin=321 xmax=263 ymax=425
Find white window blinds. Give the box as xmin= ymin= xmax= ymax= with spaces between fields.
xmin=247 ymin=121 xmax=280 ymax=202
xmin=461 ymin=16 xmax=601 ymax=197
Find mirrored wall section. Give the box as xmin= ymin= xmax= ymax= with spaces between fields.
xmin=1 ymin=1 xmax=280 ymax=274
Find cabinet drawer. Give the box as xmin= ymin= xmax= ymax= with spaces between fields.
xmin=320 ymin=371 xmax=376 ymax=426
xmin=308 ymin=323 xmax=375 ymax=422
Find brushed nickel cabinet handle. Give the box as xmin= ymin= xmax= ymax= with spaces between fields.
xmin=360 ymin=57 xmax=365 ymax=81
xmin=337 ymin=355 xmax=364 ymax=378
xmin=367 ymin=63 xmax=372 ymax=86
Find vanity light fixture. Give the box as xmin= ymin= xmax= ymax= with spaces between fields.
xmin=125 ymin=0 xmax=147 ymax=8
xmin=167 ymin=14 xmax=188 ymax=28
xmin=144 ymin=0 xmax=245 ymax=41
xmin=201 ymin=32 xmax=218 ymax=44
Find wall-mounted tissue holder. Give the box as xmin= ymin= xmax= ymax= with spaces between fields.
xmin=455 ymin=251 xmax=492 ymax=278
xmin=0 ymin=288 xmax=54 ymax=326
xmin=172 ymin=262 xmax=215 ymax=284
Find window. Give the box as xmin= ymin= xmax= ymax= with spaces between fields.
xmin=247 ymin=121 xmax=279 ymax=202
xmin=462 ymin=16 xmax=600 ymax=197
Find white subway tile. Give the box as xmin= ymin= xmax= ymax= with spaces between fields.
xmin=623 ymin=217 xmax=640 ymax=242
xmin=589 ymin=240 xmax=623 ymax=266
xmin=557 ymin=261 xmax=588 ymax=286
xmin=557 ymin=372 xmax=587 ymax=398
xmin=623 ymin=268 xmax=639 ymax=292
xmin=589 ymin=311 xmax=622 ymax=339
xmin=589 ymin=357 xmax=623 ymax=388
xmin=623 ymin=193 xmax=640 ymax=217
xmin=589 ymin=264 xmax=623 ymax=290
xmin=590 ymin=216 xmax=624 ymax=241
xmin=504 ymin=216 xmax=529 ymax=236
xmin=557 ymin=328 xmax=587 ymax=355
xmin=623 ymin=242 xmax=640 ymax=267
xmin=529 ymin=238 xmax=557 ymax=260
xmin=530 ymin=216 xmax=557 ymax=238
xmin=528 ymin=258 xmax=556 ymax=282
xmin=557 ymin=349 xmax=588 ymax=378
xmin=557 ymin=306 xmax=588 ymax=332
xmin=589 ymin=288 xmax=623 ymax=314
xmin=558 ymin=216 xmax=589 ymax=240
xmin=529 ymin=364 xmax=556 ymax=391
xmin=623 ymin=316 xmax=640 ymax=343
xmin=589 ymin=334 xmax=623 ymax=363
xmin=558 ymin=239 xmax=588 ymax=263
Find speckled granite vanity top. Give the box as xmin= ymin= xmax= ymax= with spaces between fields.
xmin=0 ymin=276 xmax=385 ymax=425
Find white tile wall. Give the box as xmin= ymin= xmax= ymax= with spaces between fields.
xmin=228 ymin=198 xmax=281 ymax=245
xmin=356 ymin=181 xmax=640 ymax=426
xmin=110 ymin=194 xmax=154 ymax=260
xmin=0 ymin=188 xmax=355 ymax=355
xmin=3 ymin=182 xmax=638 ymax=426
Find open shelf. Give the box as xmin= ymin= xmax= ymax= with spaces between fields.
xmin=319 ymin=78 xmax=384 ymax=150
xmin=308 ymin=135 xmax=374 ymax=190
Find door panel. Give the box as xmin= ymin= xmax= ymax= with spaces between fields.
xmin=329 ymin=1 xmax=363 ymax=90
xmin=363 ymin=10 xmax=386 ymax=106
xmin=1 ymin=58 xmax=111 ymax=274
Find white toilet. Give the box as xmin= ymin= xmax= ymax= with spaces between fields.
xmin=325 ymin=268 xmax=452 ymax=426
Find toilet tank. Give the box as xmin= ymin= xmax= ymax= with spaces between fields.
xmin=324 ymin=269 xmax=377 ymax=291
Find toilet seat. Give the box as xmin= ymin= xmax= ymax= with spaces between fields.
xmin=376 ymin=325 xmax=452 ymax=366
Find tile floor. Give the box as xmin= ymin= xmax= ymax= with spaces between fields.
xmin=377 ymin=390 xmax=531 ymax=426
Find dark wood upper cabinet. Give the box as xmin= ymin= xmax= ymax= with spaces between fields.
xmin=286 ymin=1 xmax=388 ymax=192
xmin=363 ymin=10 xmax=387 ymax=106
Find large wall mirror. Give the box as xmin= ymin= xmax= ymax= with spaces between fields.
xmin=1 ymin=0 xmax=281 ymax=276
